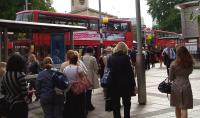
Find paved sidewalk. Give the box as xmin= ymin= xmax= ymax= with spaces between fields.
xmin=29 ymin=64 xmax=200 ymax=118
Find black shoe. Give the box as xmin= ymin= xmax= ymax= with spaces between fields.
xmin=88 ymin=106 xmax=95 ymax=111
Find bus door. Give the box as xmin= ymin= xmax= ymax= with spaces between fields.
xmin=51 ymin=33 xmax=65 ymax=64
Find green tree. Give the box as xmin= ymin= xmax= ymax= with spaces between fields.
xmin=0 ymin=0 xmax=55 ymax=20
xmin=147 ymin=0 xmax=191 ymax=33
xmin=31 ymin=0 xmax=55 ymax=12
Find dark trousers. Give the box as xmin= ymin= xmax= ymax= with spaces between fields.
xmin=112 ymin=95 xmax=131 ymax=118
xmin=64 ymin=91 xmax=86 ymax=118
xmin=86 ymin=90 xmax=93 ymax=108
xmin=40 ymin=95 xmax=64 ymax=118
xmin=166 ymin=59 xmax=173 ymax=76
xmin=8 ymin=101 xmax=28 ymax=118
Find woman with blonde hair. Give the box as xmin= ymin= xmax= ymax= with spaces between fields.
xmin=108 ymin=42 xmax=136 ymax=118
xmin=74 ymin=50 xmax=88 ymax=74
xmin=113 ymin=42 xmax=129 ymax=54
xmin=169 ymin=46 xmax=194 ymax=118
xmin=60 ymin=50 xmax=74 ymax=72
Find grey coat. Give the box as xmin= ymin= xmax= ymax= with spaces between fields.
xmin=82 ymin=53 xmax=99 ymax=89
xmin=169 ymin=62 xmax=193 ymax=109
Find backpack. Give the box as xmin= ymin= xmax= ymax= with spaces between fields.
xmin=50 ymin=70 xmax=69 ymax=90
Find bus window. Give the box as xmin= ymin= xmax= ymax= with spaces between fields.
xmin=102 ymin=23 xmax=107 ymax=31
xmin=113 ymin=23 xmax=121 ymax=31
xmin=54 ymin=17 xmax=68 ymax=25
xmin=16 ymin=14 xmax=23 ymax=21
xmin=121 ymin=23 xmax=130 ymax=32
xmin=107 ymin=22 xmax=114 ymax=31
xmin=38 ymin=14 xmax=54 ymax=23
xmin=76 ymin=19 xmax=89 ymax=28
xmin=16 ymin=13 xmax=33 ymax=22
xmin=23 ymin=13 xmax=33 ymax=22
xmin=66 ymin=20 xmax=73 ymax=25
xmin=89 ymin=20 xmax=98 ymax=30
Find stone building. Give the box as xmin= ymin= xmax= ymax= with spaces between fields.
xmin=176 ymin=1 xmax=200 ymax=52
xmin=70 ymin=0 xmax=117 ymax=18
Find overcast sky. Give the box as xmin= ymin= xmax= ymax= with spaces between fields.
xmin=52 ymin=0 xmax=153 ymax=28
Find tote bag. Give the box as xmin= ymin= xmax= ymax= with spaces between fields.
xmin=71 ymin=67 xmax=92 ymax=95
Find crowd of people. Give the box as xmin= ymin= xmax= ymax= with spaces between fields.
xmin=0 ymin=42 xmax=195 ymax=118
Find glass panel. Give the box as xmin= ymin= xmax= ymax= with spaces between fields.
xmin=76 ymin=19 xmax=89 ymax=28
xmin=16 ymin=13 xmax=33 ymax=22
xmin=16 ymin=14 xmax=23 ymax=21
xmin=121 ymin=23 xmax=130 ymax=32
xmin=55 ymin=17 xmax=68 ymax=24
xmin=38 ymin=14 xmax=54 ymax=23
xmin=89 ymin=20 xmax=98 ymax=30
xmin=23 ymin=13 xmax=33 ymax=22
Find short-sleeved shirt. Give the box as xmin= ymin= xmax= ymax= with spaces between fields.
xmin=63 ymin=65 xmax=84 ymax=83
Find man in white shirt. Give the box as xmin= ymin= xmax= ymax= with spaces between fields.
xmin=162 ymin=47 xmax=176 ymax=75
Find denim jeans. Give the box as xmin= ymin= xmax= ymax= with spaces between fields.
xmin=40 ymin=95 xmax=64 ymax=118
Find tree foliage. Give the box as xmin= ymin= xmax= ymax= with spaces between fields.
xmin=0 ymin=0 xmax=55 ymax=20
xmin=146 ymin=0 xmax=191 ymax=33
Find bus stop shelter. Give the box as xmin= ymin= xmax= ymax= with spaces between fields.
xmin=0 ymin=19 xmax=86 ymax=61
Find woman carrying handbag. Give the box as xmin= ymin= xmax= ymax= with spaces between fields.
xmin=63 ymin=52 xmax=88 ymax=118
xmin=169 ymin=46 xmax=194 ymax=118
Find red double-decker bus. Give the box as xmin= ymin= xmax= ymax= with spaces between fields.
xmin=153 ymin=30 xmax=180 ymax=48
xmin=15 ymin=10 xmax=133 ymax=62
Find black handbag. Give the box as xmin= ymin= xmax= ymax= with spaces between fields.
xmin=158 ymin=78 xmax=172 ymax=94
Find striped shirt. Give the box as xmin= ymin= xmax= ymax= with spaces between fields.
xmin=1 ymin=71 xmax=28 ymax=105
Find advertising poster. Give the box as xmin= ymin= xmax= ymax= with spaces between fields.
xmin=51 ymin=33 xmax=65 ymax=64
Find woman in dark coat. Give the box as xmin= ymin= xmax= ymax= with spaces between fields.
xmin=108 ymin=42 xmax=136 ymax=118
xmin=169 ymin=46 xmax=194 ymax=118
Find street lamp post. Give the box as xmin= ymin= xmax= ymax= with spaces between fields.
xmin=25 ymin=0 xmax=28 ymax=10
xmin=99 ymin=0 xmax=103 ymax=53
xmin=135 ymin=0 xmax=147 ymax=105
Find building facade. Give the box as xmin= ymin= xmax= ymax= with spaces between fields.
xmin=70 ymin=0 xmax=117 ymax=18
xmin=176 ymin=1 xmax=200 ymax=51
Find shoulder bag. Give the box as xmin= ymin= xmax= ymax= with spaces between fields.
xmin=70 ymin=67 xmax=92 ymax=95
xmin=158 ymin=77 xmax=172 ymax=94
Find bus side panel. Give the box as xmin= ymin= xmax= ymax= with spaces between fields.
xmin=33 ymin=33 xmax=39 ymax=45
xmin=125 ymin=32 xmax=133 ymax=48
xmin=156 ymin=39 xmax=176 ymax=47
xmin=64 ymin=32 xmax=70 ymax=45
